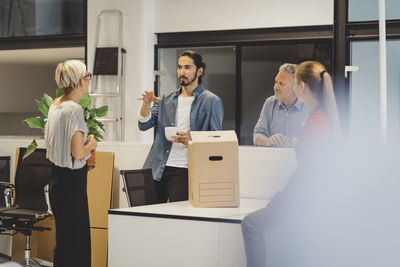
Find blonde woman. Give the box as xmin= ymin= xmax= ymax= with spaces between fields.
xmin=293 ymin=60 xmax=341 ymax=160
xmin=241 ymin=61 xmax=341 ymax=267
xmin=45 ymin=60 xmax=97 ymax=267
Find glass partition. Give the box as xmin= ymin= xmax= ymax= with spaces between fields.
xmin=157 ymin=41 xmax=333 ymax=145
xmin=158 ymin=46 xmax=237 ymax=131
xmin=240 ymin=42 xmax=332 ymax=145
xmin=0 ymin=0 xmax=85 ymax=38
xmin=349 ymin=40 xmax=400 ymax=142
xmin=348 ymin=0 xmax=400 ymax=22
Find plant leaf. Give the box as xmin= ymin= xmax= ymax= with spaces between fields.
xmin=79 ymin=94 xmax=91 ymax=108
xmin=56 ymin=88 xmax=63 ymax=98
xmin=43 ymin=93 xmax=53 ymax=109
xmin=86 ymin=120 xmax=97 ymax=129
xmin=24 ymin=117 xmax=45 ymax=130
xmin=96 ymin=120 xmax=105 ymax=131
xmin=36 ymin=99 xmax=49 ymax=118
xmin=93 ymin=131 xmax=104 ymax=141
xmin=23 ymin=139 xmax=38 ymax=159
xmin=89 ymin=108 xmax=97 ymax=117
xmin=26 ymin=91 xmax=109 ymax=143
xmin=96 ymin=106 xmax=108 ymax=117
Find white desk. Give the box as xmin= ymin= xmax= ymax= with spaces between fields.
xmin=108 ymin=198 xmax=268 ymax=267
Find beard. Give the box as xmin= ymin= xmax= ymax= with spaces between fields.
xmin=179 ymin=72 xmax=198 ymax=86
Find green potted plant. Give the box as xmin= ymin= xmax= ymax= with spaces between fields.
xmin=23 ymin=88 xmax=108 ymax=159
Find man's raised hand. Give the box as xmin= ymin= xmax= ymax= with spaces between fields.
xmin=138 ymin=90 xmax=162 ymax=104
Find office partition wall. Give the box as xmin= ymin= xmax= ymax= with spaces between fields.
xmin=349 ymin=40 xmax=400 ymax=142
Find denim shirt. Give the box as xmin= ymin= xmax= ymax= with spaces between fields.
xmin=138 ymin=85 xmax=224 ymax=181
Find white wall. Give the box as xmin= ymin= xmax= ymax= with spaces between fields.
xmin=153 ymin=0 xmax=333 ymax=33
xmin=87 ymin=0 xmax=334 ymax=142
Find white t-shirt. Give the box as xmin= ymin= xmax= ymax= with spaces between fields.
xmin=166 ymin=95 xmax=194 ymax=168
xmin=45 ymin=101 xmax=90 ymax=169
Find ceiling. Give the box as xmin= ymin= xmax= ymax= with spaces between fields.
xmin=0 ymin=47 xmax=85 ymax=65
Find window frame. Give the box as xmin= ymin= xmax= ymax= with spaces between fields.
xmin=334 ymin=0 xmax=400 ymax=133
xmin=0 ymin=0 xmax=87 ymax=54
xmin=155 ymin=25 xmax=334 ymax=143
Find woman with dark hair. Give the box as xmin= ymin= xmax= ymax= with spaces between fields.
xmin=45 ymin=60 xmax=97 ymax=267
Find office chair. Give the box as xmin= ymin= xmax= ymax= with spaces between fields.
xmin=120 ymin=168 xmax=158 ymax=207
xmin=0 ymin=148 xmax=53 ymax=267
xmin=0 ymin=156 xmax=10 ymax=183
xmin=0 ymin=157 xmax=11 ymax=263
xmin=0 ymin=156 xmax=11 ymax=208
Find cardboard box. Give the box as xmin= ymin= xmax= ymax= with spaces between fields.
xmin=188 ymin=130 xmax=239 ymax=207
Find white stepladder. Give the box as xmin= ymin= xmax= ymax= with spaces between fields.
xmin=90 ymin=9 xmax=126 ymax=141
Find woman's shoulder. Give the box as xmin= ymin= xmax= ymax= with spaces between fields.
xmin=63 ymin=100 xmax=83 ymax=111
xmin=308 ymin=109 xmax=329 ymax=125
xmin=52 ymin=97 xmax=62 ymax=107
xmin=55 ymin=101 xmax=84 ymax=120
xmin=300 ymin=109 xmax=331 ymax=143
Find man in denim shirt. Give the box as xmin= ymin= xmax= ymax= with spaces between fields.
xmin=138 ymin=50 xmax=223 ymax=203
xmin=253 ymin=63 xmax=308 ymax=147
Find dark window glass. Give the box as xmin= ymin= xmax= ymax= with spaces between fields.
xmin=156 ymin=41 xmax=332 ymax=145
xmin=158 ymin=46 xmax=236 ymax=131
xmin=0 ymin=0 xmax=84 ymax=38
xmin=240 ymin=42 xmax=332 ymax=145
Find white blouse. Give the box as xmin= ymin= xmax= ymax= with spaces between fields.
xmin=45 ymin=101 xmax=90 ymax=169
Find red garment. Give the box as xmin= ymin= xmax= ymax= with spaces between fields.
xmin=295 ymin=108 xmax=331 ymax=161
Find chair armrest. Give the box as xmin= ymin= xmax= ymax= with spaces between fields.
xmin=44 ymin=184 xmax=53 ymax=215
xmin=0 ymin=182 xmax=15 ymax=208
xmin=0 ymin=181 xmax=14 ymax=188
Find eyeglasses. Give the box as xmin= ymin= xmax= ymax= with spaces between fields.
xmin=83 ymin=73 xmax=93 ymax=80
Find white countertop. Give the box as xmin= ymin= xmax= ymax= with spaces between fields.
xmin=109 ymin=198 xmax=268 ymax=223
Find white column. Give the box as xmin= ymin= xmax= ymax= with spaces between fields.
xmin=378 ymin=0 xmax=387 ymax=143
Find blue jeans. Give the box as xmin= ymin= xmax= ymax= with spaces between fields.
xmin=242 ymin=206 xmax=269 ymax=267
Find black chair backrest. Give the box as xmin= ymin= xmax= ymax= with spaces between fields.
xmin=15 ymin=148 xmax=52 ymax=211
xmin=0 ymin=156 xmax=10 ymax=183
xmin=0 ymin=156 xmax=11 ymax=207
xmin=120 ymin=168 xmax=157 ymax=207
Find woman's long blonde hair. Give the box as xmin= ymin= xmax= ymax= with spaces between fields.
xmin=295 ymin=61 xmax=341 ymax=138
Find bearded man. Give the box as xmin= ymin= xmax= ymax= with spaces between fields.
xmin=138 ymin=50 xmax=224 ymax=203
